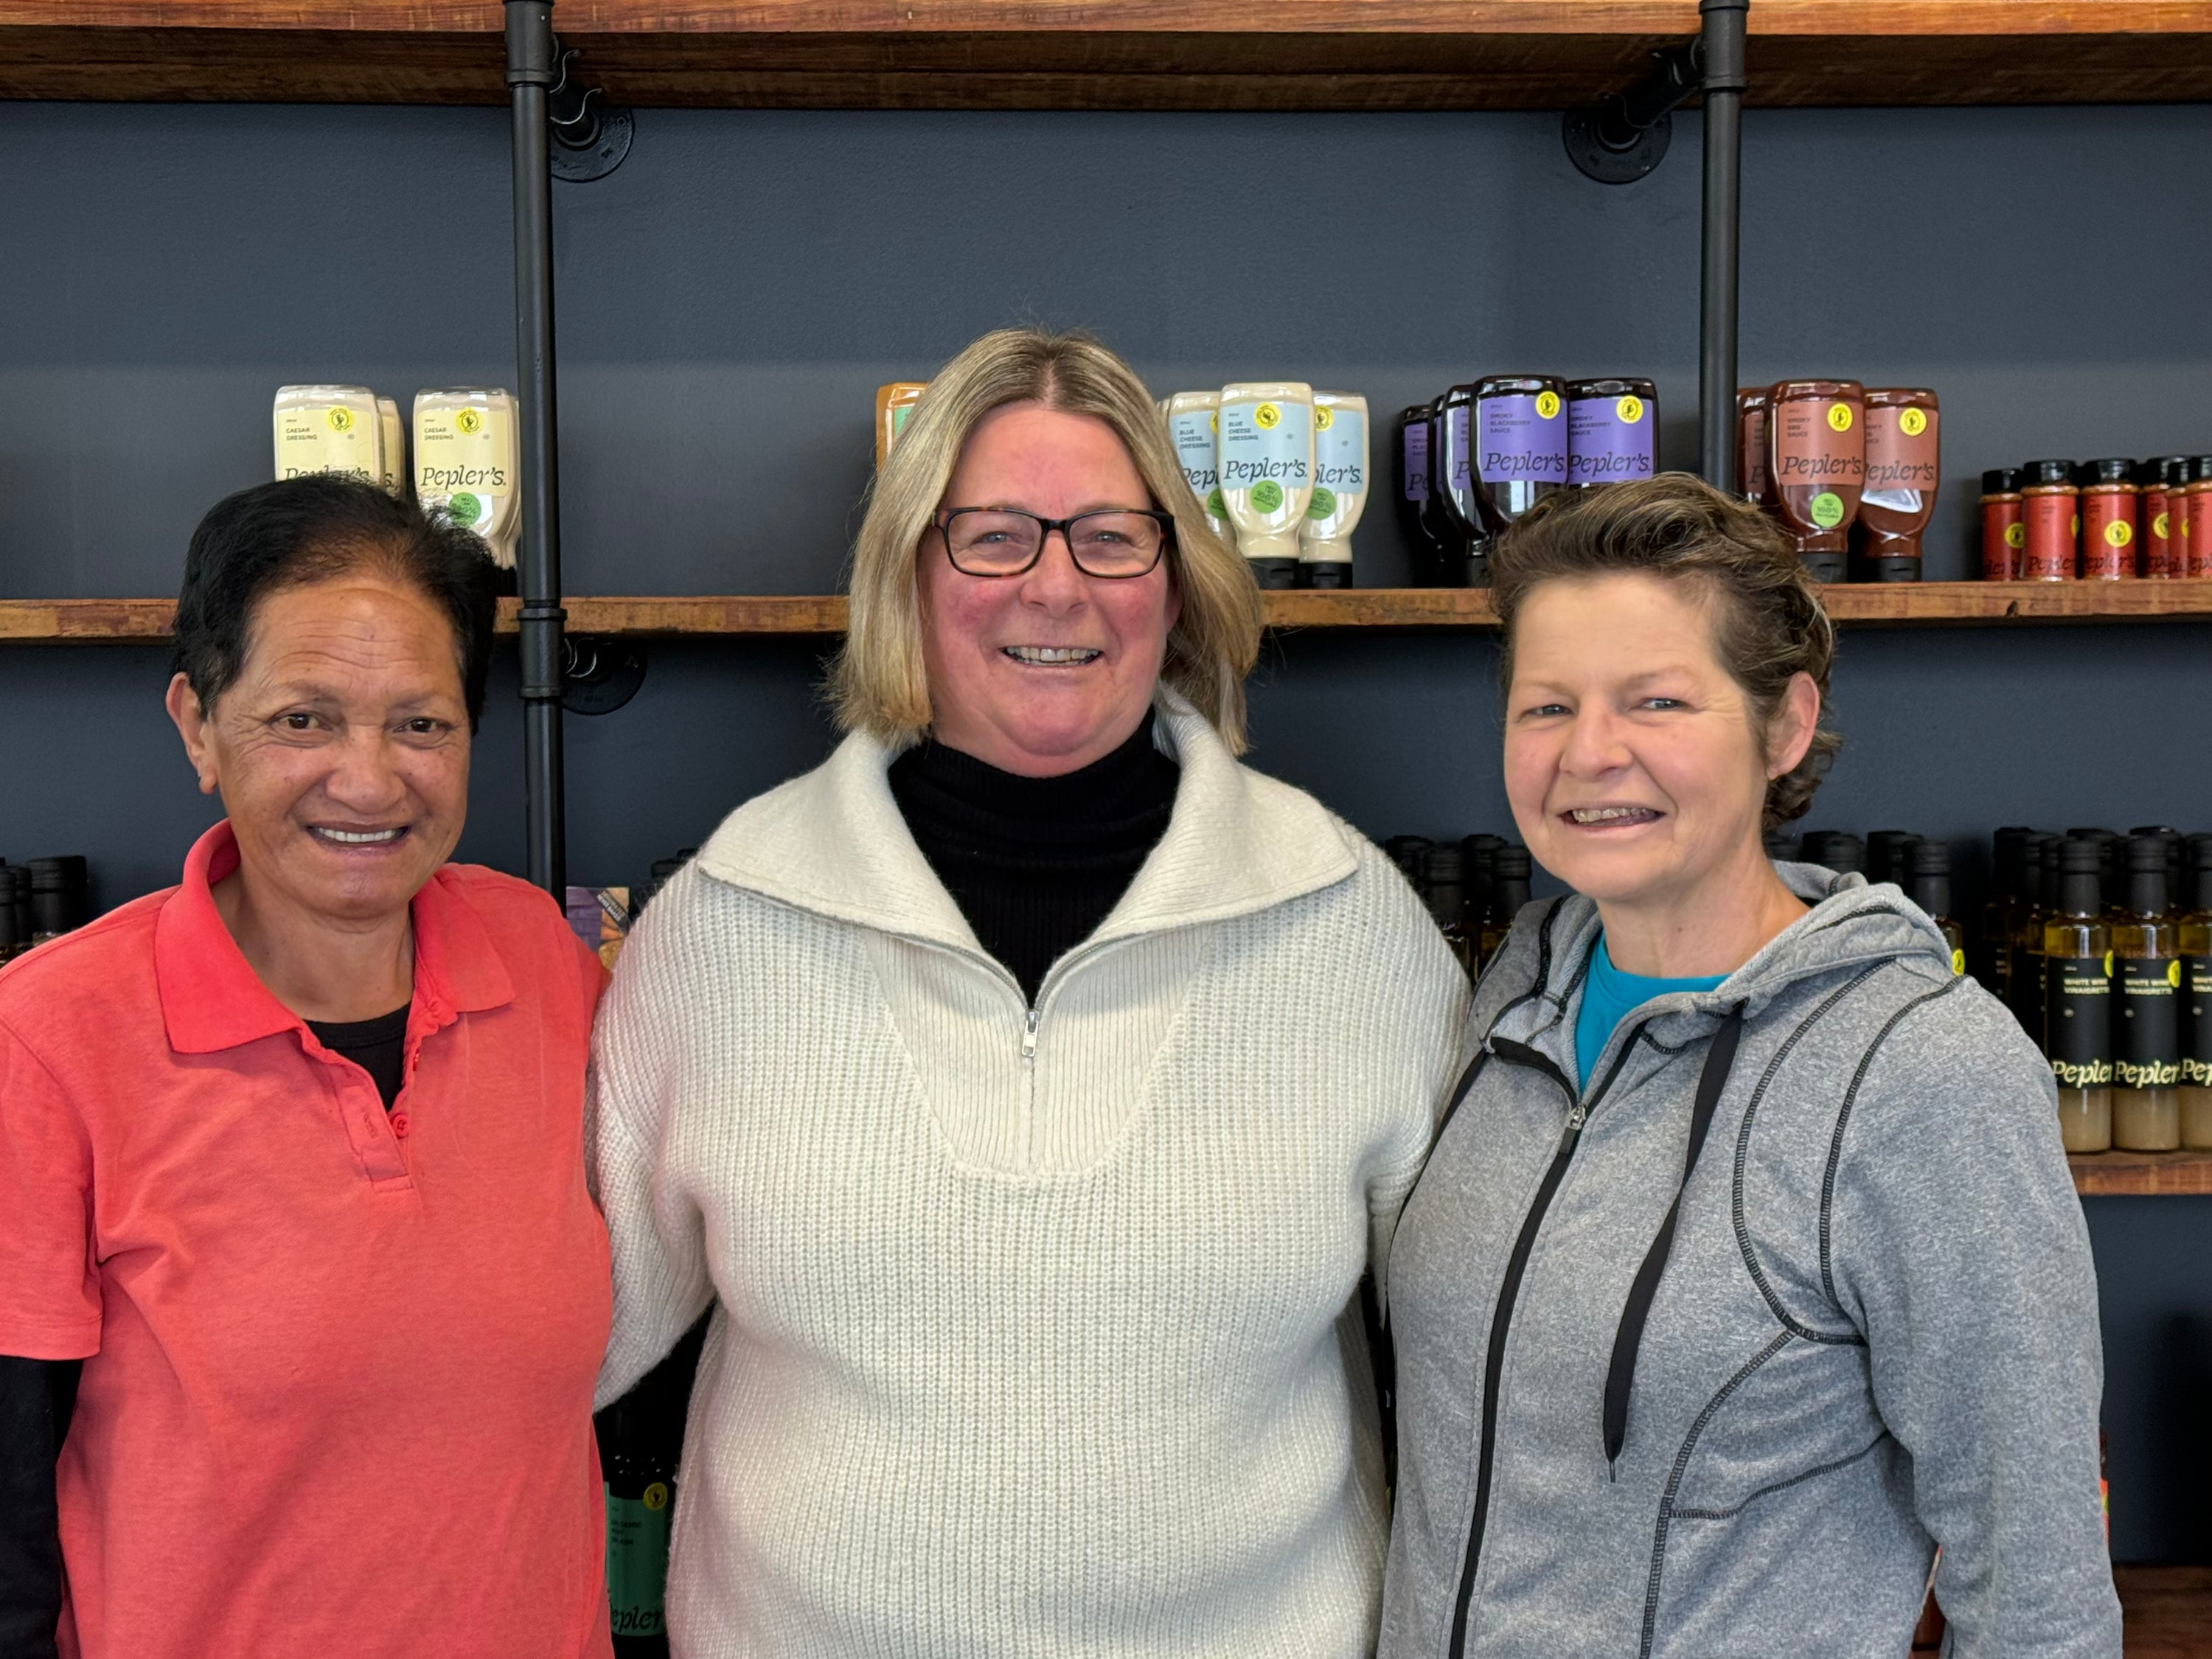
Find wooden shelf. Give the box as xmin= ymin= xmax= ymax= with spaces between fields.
xmin=2069 ymin=1150 xmax=2212 ymax=1197
xmin=13 ymin=582 xmax=2212 ymax=642
xmin=2115 ymin=1567 xmax=2212 ymax=1657
xmin=2 ymin=1 xmax=2209 ymax=110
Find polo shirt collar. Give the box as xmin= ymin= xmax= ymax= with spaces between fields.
xmin=156 ymin=821 xmax=515 ymax=1056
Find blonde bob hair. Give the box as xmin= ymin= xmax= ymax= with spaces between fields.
xmin=830 ymin=328 xmax=1264 ymax=752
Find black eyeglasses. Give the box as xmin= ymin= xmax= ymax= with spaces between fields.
xmin=933 ymin=507 xmax=1174 ymax=580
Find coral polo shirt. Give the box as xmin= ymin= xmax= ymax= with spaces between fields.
xmin=0 ymin=822 xmax=614 ymax=1659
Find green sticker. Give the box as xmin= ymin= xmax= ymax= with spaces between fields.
xmin=448 ymin=491 xmax=483 ymax=528
xmin=1250 ymin=480 xmax=1284 ymax=513
xmin=1205 ymin=488 xmax=1228 ymax=521
xmin=1809 ymin=491 xmax=1844 ymax=529
xmin=1307 ymin=487 xmax=1338 ymax=521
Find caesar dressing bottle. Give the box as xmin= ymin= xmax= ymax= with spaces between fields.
xmin=2045 ymin=838 xmax=2114 ymax=1154
xmin=414 ymin=388 xmax=521 ymax=568
xmin=1164 ymin=392 xmax=1236 ymax=548
xmin=274 ymin=385 xmax=380 ymax=484
xmin=2111 ymin=835 xmax=2182 ymax=1151
xmin=1217 ymin=382 xmax=1314 ymax=588
xmin=1299 ymin=392 xmax=1367 ymax=588
xmin=377 ymin=397 xmax=406 ymax=497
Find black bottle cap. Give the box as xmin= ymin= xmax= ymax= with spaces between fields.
xmin=1382 ymin=836 xmax=1433 ymax=880
xmin=1473 ymin=375 xmax=1564 ymax=400
xmin=1909 ymin=841 xmax=1950 ymax=876
xmin=1494 ymin=845 xmax=1531 ymax=878
xmin=2121 ymin=835 xmax=2170 ymax=916
xmin=1818 ymin=833 xmax=1866 ymax=875
xmin=2124 ymin=835 xmax=2168 ymax=872
xmin=1762 ymin=827 xmax=1798 ymax=861
xmin=1399 ymin=404 xmax=1430 ymax=425
xmin=2193 ymin=456 xmax=2212 ymax=481
xmin=2075 ymin=458 xmax=2135 ymax=486
xmin=2057 ymin=838 xmax=2104 ymax=874
xmin=1866 ymin=830 xmax=1916 ymax=885
xmin=2188 ymin=834 xmax=2212 ymax=911
xmin=1492 ymin=844 xmax=1534 ymax=911
xmin=1565 ymin=377 xmax=1656 ymax=401
xmin=2022 ymin=459 xmax=2076 ymax=487
xmin=1907 ymin=841 xmax=1952 ymax=919
xmin=1981 ymin=467 xmax=2024 ymax=494
xmin=0 ymin=869 xmax=17 ymax=948
xmin=2137 ymin=457 xmax=2186 ymax=487
xmin=1422 ymin=844 xmax=1464 ymax=883
xmin=27 ymin=856 xmax=86 ymax=891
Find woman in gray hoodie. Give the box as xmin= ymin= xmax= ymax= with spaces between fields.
xmin=1379 ymin=474 xmax=2120 ymax=1659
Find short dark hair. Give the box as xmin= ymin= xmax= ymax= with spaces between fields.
xmin=1489 ymin=473 xmax=1841 ymax=828
xmin=173 ymin=475 xmax=501 ymax=730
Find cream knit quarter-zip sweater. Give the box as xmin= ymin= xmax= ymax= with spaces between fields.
xmin=589 ymin=695 xmax=1470 ymax=1659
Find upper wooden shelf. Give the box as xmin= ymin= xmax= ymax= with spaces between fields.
xmin=4 ymin=1 xmax=2210 ymax=110
xmin=2070 ymin=1150 xmax=2212 ymax=1197
xmin=12 ymin=582 xmax=2212 ymax=641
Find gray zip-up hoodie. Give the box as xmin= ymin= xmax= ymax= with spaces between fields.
xmin=1379 ymin=865 xmax=2120 ymax=1659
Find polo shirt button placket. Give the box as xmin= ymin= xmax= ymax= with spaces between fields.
xmin=390 ymin=1110 xmax=412 ymax=1139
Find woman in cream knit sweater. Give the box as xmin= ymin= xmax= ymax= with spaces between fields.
xmin=589 ymin=330 xmax=1468 ymax=1658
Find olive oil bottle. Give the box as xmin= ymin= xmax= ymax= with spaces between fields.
xmin=2009 ymin=834 xmax=2056 ymax=1043
xmin=2180 ymin=835 xmax=2212 ymax=1151
xmin=1480 ymin=846 xmax=1534 ymax=967
xmin=2044 ymin=838 xmax=2113 ymax=1154
xmin=1980 ymin=827 xmax=2033 ymax=998
xmin=1422 ymin=844 xmax=1474 ymax=977
xmin=2110 ymin=836 xmax=2182 ymax=1151
xmin=1905 ymin=841 xmax=1966 ymax=975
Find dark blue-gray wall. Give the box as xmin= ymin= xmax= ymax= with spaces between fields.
xmin=1 ymin=97 xmax=2206 ymax=1561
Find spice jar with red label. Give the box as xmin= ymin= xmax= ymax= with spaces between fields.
xmin=2019 ymin=459 xmax=2080 ymax=581
xmin=2138 ymin=457 xmax=2185 ymax=579
xmin=1856 ymin=389 xmax=1939 ymax=581
xmin=1767 ymin=380 xmax=1865 ymax=582
xmin=1980 ymin=467 xmax=2025 ymax=581
xmin=2187 ymin=456 xmax=2212 ymax=579
xmin=2077 ymin=459 xmax=2139 ymax=581
xmin=1737 ymin=388 xmax=1772 ymax=509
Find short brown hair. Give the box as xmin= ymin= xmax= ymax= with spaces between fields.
xmin=829 ymin=327 xmax=1265 ymax=751
xmin=1489 ymin=473 xmax=1840 ymax=827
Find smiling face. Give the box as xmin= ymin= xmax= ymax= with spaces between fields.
xmin=1503 ymin=571 xmax=1815 ymax=921
xmin=167 ymin=571 xmax=471 ymax=931
xmin=917 ymin=400 xmax=1181 ymax=777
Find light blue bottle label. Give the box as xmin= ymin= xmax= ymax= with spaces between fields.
xmin=1477 ymin=393 xmax=1568 ymax=485
xmin=1219 ymin=397 xmax=1312 ymax=493
xmin=1315 ymin=406 xmax=1366 ymax=495
xmin=1169 ymin=408 xmax=1220 ymax=498
xmin=1568 ymin=392 xmax=1655 ymax=484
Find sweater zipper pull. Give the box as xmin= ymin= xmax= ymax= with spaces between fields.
xmin=1022 ymin=1007 xmax=1037 ymax=1065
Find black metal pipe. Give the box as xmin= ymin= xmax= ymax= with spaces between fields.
xmin=507 ymin=0 xmax=566 ymax=897
xmin=1697 ymin=0 xmax=1747 ymax=492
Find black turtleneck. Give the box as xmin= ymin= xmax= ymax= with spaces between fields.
xmin=888 ymin=710 xmax=1180 ymax=1004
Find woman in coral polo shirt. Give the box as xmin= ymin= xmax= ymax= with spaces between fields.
xmin=0 ymin=476 xmax=613 ymax=1659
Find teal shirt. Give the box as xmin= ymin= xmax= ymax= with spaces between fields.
xmin=1572 ymin=933 xmax=1727 ymax=1088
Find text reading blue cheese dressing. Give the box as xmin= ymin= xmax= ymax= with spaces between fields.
xmin=1164 ymin=391 xmax=1235 ymax=547
xmin=1300 ymin=392 xmax=1368 ymax=587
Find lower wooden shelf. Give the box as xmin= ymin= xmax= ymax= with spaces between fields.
xmin=2115 ymin=1565 xmax=2212 ymax=1658
xmin=2069 ymin=1150 xmax=2212 ymax=1197
xmin=12 ymin=581 xmax=2212 ymax=641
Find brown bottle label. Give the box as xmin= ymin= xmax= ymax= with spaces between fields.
xmin=2081 ymin=491 xmax=2137 ymax=580
xmin=1981 ymin=498 xmax=2023 ymax=580
xmin=1861 ymin=403 xmax=1938 ymax=527
xmin=1739 ymin=406 xmax=1770 ymax=503
xmin=2021 ymin=491 xmax=2078 ymax=580
xmin=1771 ymin=395 xmax=1864 ymax=544
xmin=2191 ymin=486 xmax=2212 ymax=577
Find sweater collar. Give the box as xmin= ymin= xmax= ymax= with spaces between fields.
xmin=694 ymin=691 xmax=1359 ymax=960
xmin=887 ymin=708 xmax=1179 ymax=860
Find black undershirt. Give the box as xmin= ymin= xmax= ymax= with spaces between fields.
xmin=0 ymin=1004 xmax=409 ymax=1658
xmin=886 ymin=709 xmax=1180 ymax=1004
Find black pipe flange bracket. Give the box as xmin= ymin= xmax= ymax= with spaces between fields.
xmin=1562 ymin=42 xmax=1703 ymax=184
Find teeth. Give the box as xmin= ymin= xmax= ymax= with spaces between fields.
xmin=320 ymin=828 xmax=403 ymax=844
xmin=1006 ymin=646 xmax=1101 ymax=665
xmin=1570 ymin=807 xmax=1657 ymax=824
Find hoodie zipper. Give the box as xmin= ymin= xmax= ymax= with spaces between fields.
xmin=1445 ymin=1020 xmax=1647 ymax=1659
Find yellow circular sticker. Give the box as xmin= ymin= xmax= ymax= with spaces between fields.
xmin=1950 ymin=949 xmax=1966 ymax=978
xmin=1826 ymin=403 xmax=1854 ymax=433
xmin=327 ymin=407 xmax=354 ymax=433
xmin=2104 ymin=519 xmax=2135 ymax=548
xmin=1209 ymin=411 xmax=1218 ymax=431
xmin=1254 ymin=403 xmax=1280 ymax=430
xmin=1898 ymin=407 xmax=1928 ymax=437
xmin=2005 ymin=522 xmax=2026 ymax=549
xmin=2170 ymin=959 xmax=2184 ymax=988
xmin=642 ymin=1483 xmax=669 ymax=1512
xmin=2104 ymin=949 xmax=2115 ymax=978
xmin=1315 ymin=406 xmax=1334 ymax=431
xmin=2072 ymin=514 xmax=2081 ymax=538
xmin=2155 ymin=511 xmax=2171 ymax=540
xmin=1535 ymin=391 xmax=1562 ymax=420
xmin=1615 ymin=395 xmax=1644 ymax=423
xmin=456 ymin=408 xmax=484 ymax=437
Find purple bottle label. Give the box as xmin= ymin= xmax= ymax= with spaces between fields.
xmin=1448 ymin=403 xmax=1473 ymax=490
xmin=1402 ymin=420 xmax=1430 ymax=499
xmin=1477 ymin=392 xmax=1568 ymax=485
xmin=1568 ymin=393 xmax=1655 ymax=484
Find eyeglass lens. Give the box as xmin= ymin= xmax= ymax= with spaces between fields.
xmin=942 ymin=509 xmax=1164 ymax=577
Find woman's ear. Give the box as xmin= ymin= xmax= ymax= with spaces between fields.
xmin=1765 ymin=672 xmax=1820 ymax=780
xmin=165 ymin=672 xmax=220 ymax=797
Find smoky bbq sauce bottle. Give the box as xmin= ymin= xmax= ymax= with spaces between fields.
xmin=1767 ymin=380 xmax=1865 ymax=582
xmin=2045 ymin=837 xmax=2114 ymax=1154
xmin=1857 ymin=389 xmax=1939 ymax=581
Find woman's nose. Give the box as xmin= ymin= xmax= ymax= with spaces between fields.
xmin=1018 ymin=529 xmax=1090 ymax=609
xmin=1560 ymin=709 xmax=1632 ymax=777
xmin=322 ymin=727 xmax=409 ymax=809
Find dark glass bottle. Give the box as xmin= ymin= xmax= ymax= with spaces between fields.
xmin=2111 ymin=836 xmax=2181 ymax=1152
xmin=1382 ymin=835 xmax=1433 ymax=889
xmin=1463 ymin=834 xmax=1503 ymax=960
xmin=1422 ymin=844 xmax=1473 ymax=976
xmin=1395 ymin=403 xmax=1448 ymax=587
xmin=0 ymin=867 xmax=20 ymax=963
xmin=2044 ymin=838 xmax=2113 ymax=1154
xmin=1815 ymin=832 xmax=1866 ymax=877
xmin=1761 ymin=827 xmax=1798 ymax=863
xmin=1980 ymin=827 xmax=2034 ymax=999
xmin=2008 ymin=834 xmax=2056 ymax=1042
xmin=598 ymin=1317 xmax=709 ymax=1658
xmin=1865 ymin=830 xmax=1916 ymax=888
xmin=1433 ymin=385 xmax=1485 ymax=586
xmin=2065 ymin=826 xmax=2120 ymax=911
xmin=1905 ymin=842 xmax=1965 ymax=975
xmin=2180 ymin=835 xmax=2212 ymax=1151
xmin=1479 ymin=846 xmax=1534 ymax=967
